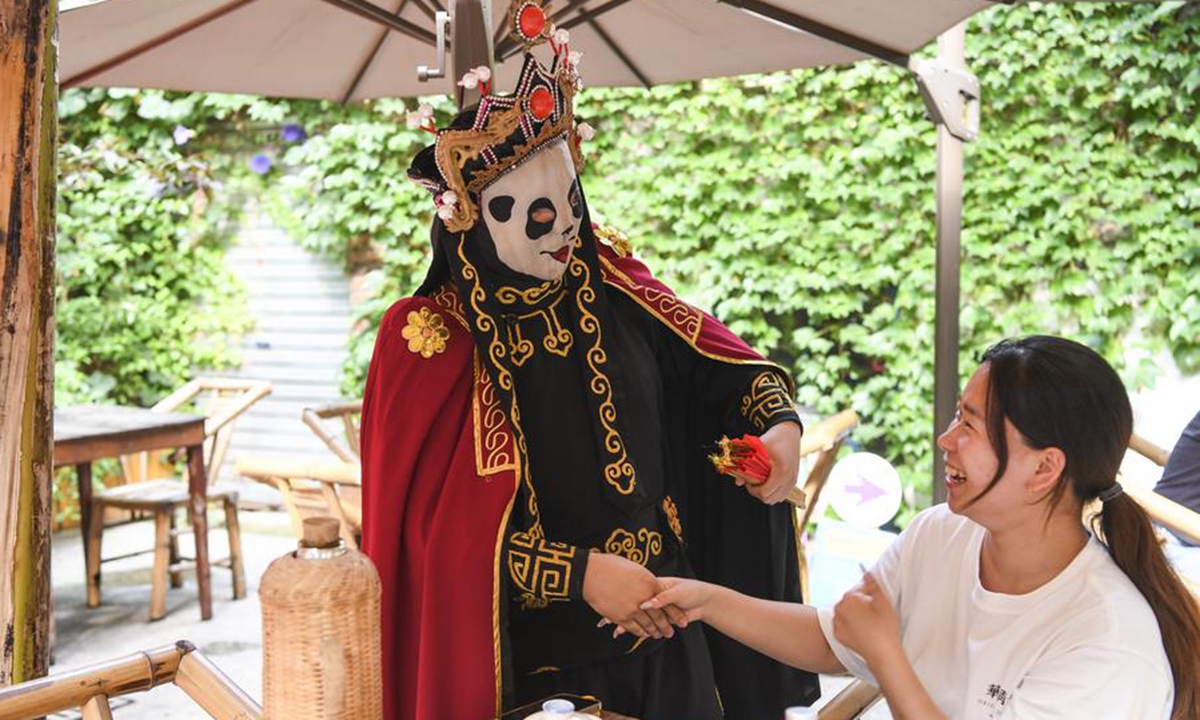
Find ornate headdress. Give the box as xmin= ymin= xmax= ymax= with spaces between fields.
xmin=407 ymin=0 xmax=594 ymax=232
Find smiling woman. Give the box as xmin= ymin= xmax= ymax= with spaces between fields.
xmin=646 ymin=335 xmax=1200 ymax=720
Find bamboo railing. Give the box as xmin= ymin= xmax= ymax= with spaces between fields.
xmin=0 ymin=641 xmax=261 ymax=720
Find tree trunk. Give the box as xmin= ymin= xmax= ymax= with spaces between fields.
xmin=0 ymin=0 xmax=57 ymax=686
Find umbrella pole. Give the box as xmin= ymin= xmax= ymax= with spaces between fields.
xmin=920 ymin=23 xmax=977 ymax=504
xmin=452 ymin=0 xmax=494 ymax=109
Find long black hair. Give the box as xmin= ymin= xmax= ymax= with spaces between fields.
xmin=975 ymin=335 xmax=1198 ymax=720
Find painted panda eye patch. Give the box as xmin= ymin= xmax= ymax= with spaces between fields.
xmin=488 ymin=196 xmax=516 ymax=222
xmin=526 ymin=198 xmax=557 ymax=240
xmin=569 ymin=179 xmax=582 ymax=219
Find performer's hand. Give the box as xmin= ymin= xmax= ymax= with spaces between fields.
xmin=583 ymin=552 xmax=676 ymax=640
xmin=749 ymin=421 xmax=801 ymax=505
xmin=832 ymin=571 xmax=901 ymax=668
xmin=639 ymin=576 xmax=712 ymax=628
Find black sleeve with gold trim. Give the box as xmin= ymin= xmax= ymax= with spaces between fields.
xmin=505 ymin=530 xmax=589 ymax=608
xmin=738 ymin=369 xmax=800 ymax=433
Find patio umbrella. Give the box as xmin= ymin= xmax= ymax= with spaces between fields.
xmin=59 ymin=0 xmax=987 ymax=102
xmin=59 ymin=0 xmax=985 ymax=501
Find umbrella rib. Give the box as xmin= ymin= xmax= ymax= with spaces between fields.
xmin=407 ymin=0 xmax=438 ymax=23
xmin=341 ymin=0 xmax=410 ymax=103
xmin=63 ymin=0 xmax=264 ymax=88
xmin=586 ymin=16 xmax=649 ymax=88
xmin=318 ymin=0 xmax=436 ymax=46
xmin=719 ymin=0 xmax=908 ymax=68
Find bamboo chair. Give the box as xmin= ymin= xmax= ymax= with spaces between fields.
xmin=817 ymin=678 xmax=882 ymax=720
xmin=235 ymin=456 xmax=362 ymax=549
xmin=301 ymin=399 xmax=362 ymax=463
xmin=0 ymin=641 xmax=261 ymax=720
xmin=795 ymin=410 xmax=860 ymax=600
xmin=294 ymin=400 xmax=364 ymax=543
xmin=1126 ymin=433 xmax=1200 ymax=597
xmin=788 ymin=410 xmax=883 ymax=720
xmin=87 ymin=378 xmax=271 ymax=621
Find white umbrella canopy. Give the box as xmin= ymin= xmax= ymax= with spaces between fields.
xmin=60 ymin=0 xmax=988 ymax=102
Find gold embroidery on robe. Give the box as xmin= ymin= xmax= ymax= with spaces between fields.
xmin=506 ymin=322 xmax=535 ymax=367
xmin=401 ymin=306 xmax=450 ymax=358
xmin=662 ymin=496 xmax=683 ymax=543
xmin=568 ymin=247 xmax=636 ymax=495
xmin=509 ymin=532 xmax=576 ymax=609
xmin=497 ymin=279 xmax=563 ymax=306
xmin=430 ymin=283 xmax=469 ymax=329
xmin=594 ymin=225 xmax=633 ymax=258
xmin=598 ymin=256 xmax=703 ymax=342
xmin=604 ymin=527 xmax=663 ymax=567
xmin=473 ymin=352 xmax=516 ymax=478
xmin=741 ymin=371 xmax=793 ymax=431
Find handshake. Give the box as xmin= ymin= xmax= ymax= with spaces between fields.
xmin=582 ymin=551 xmax=707 ymax=641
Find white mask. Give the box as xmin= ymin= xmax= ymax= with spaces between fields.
xmin=480 ymin=139 xmax=583 ymax=282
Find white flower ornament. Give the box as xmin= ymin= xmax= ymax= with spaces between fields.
xmin=406 ymin=103 xmax=434 ymax=130
xmin=436 ymin=190 xmax=459 ymax=220
xmin=458 ymin=66 xmax=492 ymax=90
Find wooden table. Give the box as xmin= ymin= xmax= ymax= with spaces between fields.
xmin=54 ymin=405 xmax=214 ymax=620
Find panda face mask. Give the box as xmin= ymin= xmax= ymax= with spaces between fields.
xmin=480 ymin=139 xmax=583 ymax=282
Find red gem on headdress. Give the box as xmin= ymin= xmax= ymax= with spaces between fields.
xmin=518 ymin=4 xmax=546 ymax=40
xmin=529 ymin=86 xmax=554 ymax=120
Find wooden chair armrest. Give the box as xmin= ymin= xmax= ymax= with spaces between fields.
xmin=818 ymin=678 xmax=881 ymax=720
xmin=1129 ymin=433 xmax=1170 ymax=468
xmin=312 ymin=399 xmax=363 ymax=418
xmin=234 ymin=456 xmax=361 ymax=486
xmin=1126 ymin=484 xmax=1200 ymax=545
xmin=302 ymin=405 xmax=358 ymax=463
xmin=801 ymin=410 xmax=860 ymax=457
xmin=204 ymin=381 xmax=272 ymax=436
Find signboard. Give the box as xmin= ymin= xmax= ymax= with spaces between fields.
xmin=825 ymin=452 xmax=903 ymax=529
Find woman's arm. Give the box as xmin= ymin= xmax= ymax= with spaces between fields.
xmin=832 ymin=573 xmax=946 ymax=720
xmin=644 ymin=578 xmax=845 ymax=674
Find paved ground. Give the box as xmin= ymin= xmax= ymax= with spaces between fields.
xmin=50 ymin=509 xmax=296 ymax=719
xmin=48 ymin=508 xmax=853 ymax=718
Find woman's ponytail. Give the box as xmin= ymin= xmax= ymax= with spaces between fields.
xmin=1098 ymin=494 xmax=1199 ymax=720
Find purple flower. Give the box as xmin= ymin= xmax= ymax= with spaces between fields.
xmin=248 ymin=153 xmax=273 ymax=175
xmin=281 ymin=123 xmax=307 ymax=143
xmin=173 ymin=125 xmax=194 ymax=146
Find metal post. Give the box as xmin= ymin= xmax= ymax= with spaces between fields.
xmin=452 ymin=0 xmax=493 ymax=109
xmin=929 ymin=23 xmax=970 ymax=504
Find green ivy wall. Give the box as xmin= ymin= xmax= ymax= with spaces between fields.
xmin=58 ymin=4 xmax=1197 ymax=517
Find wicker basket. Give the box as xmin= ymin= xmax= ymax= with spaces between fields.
xmin=260 ymin=517 xmax=382 ymax=719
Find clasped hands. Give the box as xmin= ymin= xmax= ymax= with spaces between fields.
xmin=584 ymin=551 xmax=685 ymax=640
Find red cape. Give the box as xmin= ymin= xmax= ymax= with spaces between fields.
xmin=361 ymin=240 xmax=782 ymax=720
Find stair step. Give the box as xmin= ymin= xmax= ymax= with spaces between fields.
xmin=246 ymin=298 xmax=352 ymax=315
xmin=243 ymin=286 xmax=349 ymax=301
xmin=238 ymin=348 xmax=348 ymax=367
xmin=234 ymin=365 xmax=343 ymax=384
xmin=224 ymin=213 xmax=354 ymax=465
xmin=253 ymin=316 xmax=353 ymax=332
xmin=243 ymin=333 xmax=351 ymax=351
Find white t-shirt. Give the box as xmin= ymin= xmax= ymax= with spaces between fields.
xmin=817 ymin=505 xmax=1173 ymax=720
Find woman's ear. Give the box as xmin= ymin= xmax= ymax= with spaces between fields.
xmin=1027 ymin=446 xmax=1067 ymax=496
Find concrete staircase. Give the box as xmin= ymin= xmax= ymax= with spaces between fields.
xmin=218 ymin=212 xmax=354 ymax=489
